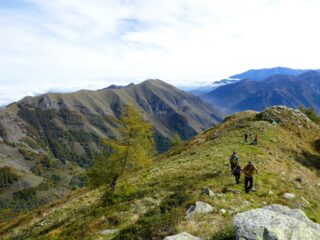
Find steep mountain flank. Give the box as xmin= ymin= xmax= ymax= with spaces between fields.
xmin=0 ymin=79 xmax=223 ymax=210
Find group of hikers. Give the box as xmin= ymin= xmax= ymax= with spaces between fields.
xmin=229 ymin=132 xmax=259 ymax=193
xmin=244 ymin=132 xmax=259 ymax=145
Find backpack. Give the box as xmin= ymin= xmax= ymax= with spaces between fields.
xmin=233 ymin=166 xmax=241 ymax=175
xmin=230 ymin=154 xmax=239 ymax=165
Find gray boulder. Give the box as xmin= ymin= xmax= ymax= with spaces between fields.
xmin=164 ymin=232 xmax=201 ymax=240
xmin=186 ymin=201 xmax=214 ymax=218
xmin=234 ymin=204 xmax=320 ymax=240
xmin=201 ymin=187 xmax=214 ymax=197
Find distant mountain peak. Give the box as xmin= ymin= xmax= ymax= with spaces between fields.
xmin=104 ymin=83 xmax=135 ymax=90
xmin=104 ymin=84 xmax=124 ymax=90
xmin=298 ymin=70 xmax=320 ymax=79
xmin=230 ymin=67 xmax=311 ymax=82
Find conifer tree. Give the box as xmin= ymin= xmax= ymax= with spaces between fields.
xmin=87 ymin=104 xmax=155 ymax=192
xmin=171 ymin=132 xmax=181 ymax=148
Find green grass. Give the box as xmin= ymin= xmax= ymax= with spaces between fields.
xmin=1 ymin=108 xmax=320 ymax=239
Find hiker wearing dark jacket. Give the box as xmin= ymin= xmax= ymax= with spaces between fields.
xmin=229 ymin=151 xmax=239 ymax=173
xmin=242 ymin=161 xmax=258 ymax=193
xmin=244 ymin=133 xmax=249 ymax=143
xmin=233 ymin=164 xmax=241 ymax=184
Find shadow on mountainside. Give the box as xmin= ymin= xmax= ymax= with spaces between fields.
xmin=296 ymin=151 xmax=320 ymax=173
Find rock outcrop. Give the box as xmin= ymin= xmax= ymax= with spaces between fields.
xmin=234 ymin=204 xmax=320 ymax=240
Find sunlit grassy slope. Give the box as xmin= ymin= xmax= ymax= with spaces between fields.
xmin=1 ymin=106 xmax=320 ymax=240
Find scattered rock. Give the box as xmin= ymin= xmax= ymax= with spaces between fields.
xmin=222 ymin=187 xmax=240 ymax=194
xmin=262 ymin=201 xmax=267 ymax=205
xmin=186 ymin=201 xmax=214 ymax=218
xmin=234 ymin=204 xmax=320 ymax=240
xmin=268 ymin=190 xmax=274 ymax=195
xmin=100 ymin=229 xmax=119 ymax=235
xmin=229 ymin=189 xmax=241 ymax=194
xmin=295 ymin=176 xmax=304 ymax=183
xmin=258 ymin=106 xmax=314 ymax=128
xmin=201 ymin=187 xmax=214 ymax=197
xmin=164 ymin=232 xmax=201 ymax=240
xmin=284 ymin=193 xmax=296 ymax=199
xmin=220 ymin=209 xmax=227 ymax=215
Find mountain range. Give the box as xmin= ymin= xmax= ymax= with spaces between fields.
xmin=202 ymin=70 xmax=320 ymax=114
xmin=191 ymin=67 xmax=313 ymax=96
xmin=0 ymin=79 xmax=223 ymax=210
xmin=230 ymin=66 xmax=311 ymax=81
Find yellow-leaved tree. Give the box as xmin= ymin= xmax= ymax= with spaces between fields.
xmin=171 ymin=132 xmax=182 ymax=148
xmin=86 ymin=104 xmax=155 ymax=195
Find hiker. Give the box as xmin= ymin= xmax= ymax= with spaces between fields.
xmin=252 ymin=134 xmax=259 ymax=145
xmin=233 ymin=164 xmax=242 ymax=184
xmin=229 ymin=151 xmax=239 ymax=173
xmin=242 ymin=161 xmax=258 ymax=193
xmin=244 ymin=133 xmax=249 ymax=143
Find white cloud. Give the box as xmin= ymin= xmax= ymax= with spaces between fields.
xmin=0 ymin=0 xmax=320 ymax=105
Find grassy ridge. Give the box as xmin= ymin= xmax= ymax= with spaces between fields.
xmin=1 ymin=107 xmax=320 ymax=239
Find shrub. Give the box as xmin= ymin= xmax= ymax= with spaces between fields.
xmin=13 ymin=188 xmax=36 ymax=201
xmin=115 ymin=191 xmax=190 ymax=240
xmin=0 ymin=167 xmax=18 ymax=191
xmin=211 ymin=224 xmax=235 ymax=240
xmin=159 ymin=191 xmax=191 ymax=213
xmin=115 ymin=208 xmax=183 ymax=240
xmin=101 ymin=189 xmax=149 ymax=206
xmin=315 ymin=139 xmax=320 ymax=153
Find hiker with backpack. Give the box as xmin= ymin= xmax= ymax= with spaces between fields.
xmin=242 ymin=161 xmax=258 ymax=193
xmin=252 ymin=134 xmax=259 ymax=145
xmin=233 ymin=164 xmax=242 ymax=184
xmin=229 ymin=151 xmax=239 ymax=173
xmin=244 ymin=133 xmax=249 ymax=143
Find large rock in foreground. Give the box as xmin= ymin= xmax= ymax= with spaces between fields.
xmin=186 ymin=201 xmax=214 ymax=218
xmin=164 ymin=232 xmax=201 ymax=240
xmin=234 ymin=204 xmax=320 ymax=240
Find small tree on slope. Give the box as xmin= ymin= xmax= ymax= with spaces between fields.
xmin=171 ymin=132 xmax=182 ymax=148
xmin=86 ymin=104 xmax=155 ymax=193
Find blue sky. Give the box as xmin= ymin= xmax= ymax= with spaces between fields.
xmin=0 ymin=0 xmax=320 ymax=105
